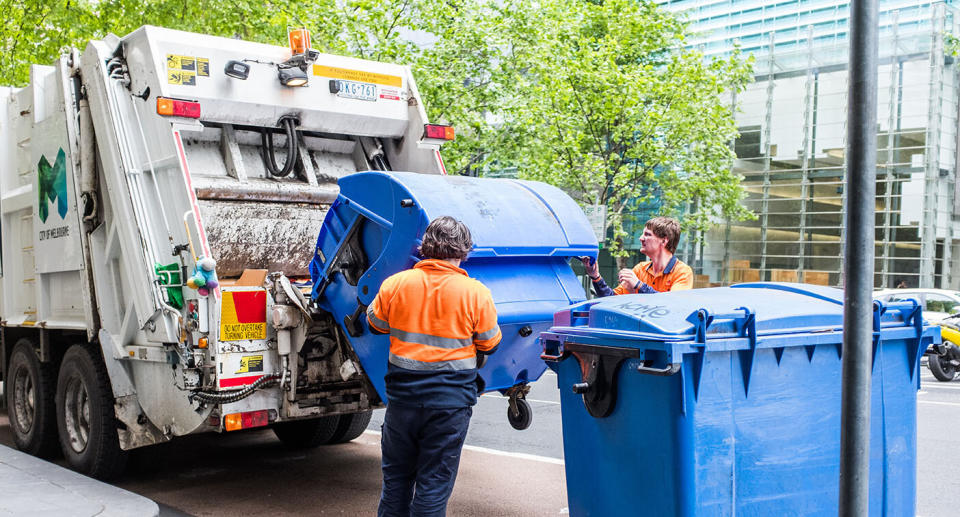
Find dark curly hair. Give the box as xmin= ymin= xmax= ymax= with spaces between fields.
xmin=419 ymin=216 xmax=473 ymax=260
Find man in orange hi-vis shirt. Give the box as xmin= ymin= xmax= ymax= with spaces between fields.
xmin=367 ymin=216 xmax=501 ymax=517
xmin=581 ymin=216 xmax=694 ymax=296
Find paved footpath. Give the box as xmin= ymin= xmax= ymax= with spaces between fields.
xmin=0 ymin=444 xmax=158 ymax=516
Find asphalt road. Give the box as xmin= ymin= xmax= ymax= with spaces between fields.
xmin=916 ymin=365 xmax=960 ymax=517
xmin=3 ymin=366 xmax=960 ymax=516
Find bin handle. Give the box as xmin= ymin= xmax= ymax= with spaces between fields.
xmin=540 ymin=337 xmax=565 ymax=362
xmin=689 ymin=306 xmax=756 ymax=344
xmin=636 ymin=361 xmax=681 ymax=376
xmin=540 ymin=351 xmax=565 ymax=361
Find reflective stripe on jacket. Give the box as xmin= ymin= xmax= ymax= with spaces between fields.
xmin=367 ymin=259 xmax=501 ymax=372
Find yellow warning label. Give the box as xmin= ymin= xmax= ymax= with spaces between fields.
xmin=219 ymin=290 xmax=268 ymax=341
xmin=221 ymin=322 xmax=266 ymax=341
xmin=197 ymin=58 xmax=210 ymax=77
xmin=235 ymin=355 xmax=264 ymax=374
xmin=167 ymin=54 xmax=197 ymax=70
xmin=168 ymin=70 xmax=197 ymax=86
xmin=312 ymin=65 xmax=402 ymax=87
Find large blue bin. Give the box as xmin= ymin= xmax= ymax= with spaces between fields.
xmin=310 ymin=171 xmax=597 ymax=405
xmin=540 ymin=283 xmax=938 ymax=516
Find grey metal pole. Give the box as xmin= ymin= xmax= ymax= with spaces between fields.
xmin=839 ymin=0 xmax=878 ymax=514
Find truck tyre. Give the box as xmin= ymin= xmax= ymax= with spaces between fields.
xmin=55 ymin=345 xmax=127 ymax=480
xmin=273 ymin=415 xmax=341 ymax=448
xmin=5 ymin=339 xmax=59 ymax=458
xmin=329 ymin=410 xmax=373 ymax=444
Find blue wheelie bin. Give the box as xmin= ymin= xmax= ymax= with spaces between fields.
xmin=540 ymin=283 xmax=938 ymax=516
xmin=310 ymin=171 xmax=597 ymax=427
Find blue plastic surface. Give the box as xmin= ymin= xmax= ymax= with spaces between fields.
xmin=310 ymin=171 xmax=598 ymax=401
xmin=541 ymin=283 xmax=939 ymax=517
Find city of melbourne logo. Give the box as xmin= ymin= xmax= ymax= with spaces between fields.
xmin=37 ymin=148 xmax=68 ymax=223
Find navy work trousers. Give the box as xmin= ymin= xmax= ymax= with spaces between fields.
xmin=378 ymin=404 xmax=472 ymax=517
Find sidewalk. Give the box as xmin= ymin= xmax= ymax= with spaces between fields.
xmin=0 ymin=444 xmax=158 ymax=517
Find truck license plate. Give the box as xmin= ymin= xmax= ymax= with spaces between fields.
xmin=337 ymin=80 xmax=377 ymax=101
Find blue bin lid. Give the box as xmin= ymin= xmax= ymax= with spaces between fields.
xmin=336 ymin=171 xmax=598 ymax=259
xmin=543 ymin=282 xmax=936 ymax=399
xmin=550 ymin=283 xmax=919 ymax=342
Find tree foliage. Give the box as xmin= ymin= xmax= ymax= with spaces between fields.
xmin=478 ymin=0 xmax=755 ymax=256
xmin=2 ymin=0 xmax=753 ymax=255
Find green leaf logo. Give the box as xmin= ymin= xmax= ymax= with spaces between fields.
xmin=37 ymin=148 xmax=68 ymax=223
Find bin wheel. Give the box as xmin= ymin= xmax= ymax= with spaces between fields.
xmin=55 ymin=344 xmax=128 ymax=480
xmin=928 ymin=352 xmax=959 ymax=382
xmin=6 ymin=339 xmax=59 ymax=458
xmin=508 ymin=398 xmax=532 ymax=430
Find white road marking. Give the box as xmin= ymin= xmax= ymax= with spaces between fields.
xmin=920 ymin=382 xmax=960 ymax=390
xmin=919 ymin=400 xmax=960 ymax=407
xmin=362 ymin=430 xmax=565 ymax=465
xmin=481 ymin=393 xmax=561 ymax=405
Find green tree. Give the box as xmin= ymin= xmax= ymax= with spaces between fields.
xmin=2 ymin=0 xmax=753 ymax=261
xmin=478 ymin=0 xmax=755 ymax=260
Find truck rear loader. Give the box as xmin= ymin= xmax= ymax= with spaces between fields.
xmin=0 ymin=26 xmax=597 ymax=479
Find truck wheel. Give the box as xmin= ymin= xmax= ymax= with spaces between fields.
xmin=5 ymin=339 xmax=59 ymax=457
xmin=329 ymin=410 xmax=373 ymax=444
xmin=273 ymin=415 xmax=341 ymax=448
xmin=55 ymin=345 xmax=127 ymax=480
xmin=928 ymin=353 xmax=959 ymax=382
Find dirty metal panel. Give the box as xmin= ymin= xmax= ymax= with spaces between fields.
xmin=198 ymin=200 xmax=328 ymax=278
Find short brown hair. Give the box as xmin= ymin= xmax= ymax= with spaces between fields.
xmin=645 ymin=217 xmax=681 ymax=253
xmin=419 ymin=216 xmax=473 ymax=260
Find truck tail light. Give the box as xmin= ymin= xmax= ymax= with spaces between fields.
xmin=424 ymin=124 xmax=455 ymax=141
xmin=224 ymin=410 xmax=269 ymax=432
xmin=157 ymin=97 xmax=201 ymax=118
xmin=288 ymin=28 xmax=311 ymax=56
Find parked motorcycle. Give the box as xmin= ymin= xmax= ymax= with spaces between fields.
xmin=929 ymin=315 xmax=960 ymax=381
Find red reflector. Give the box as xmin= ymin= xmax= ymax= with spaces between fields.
xmin=424 ymin=124 xmax=455 ymax=141
xmin=241 ymin=410 xmax=269 ymax=429
xmin=224 ymin=410 xmax=269 ymax=432
xmin=157 ymin=97 xmax=201 ymax=119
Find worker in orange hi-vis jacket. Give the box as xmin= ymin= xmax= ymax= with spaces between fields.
xmin=367 ymin=216 xmax=501 ymax=517
xmin=581 ymin=216 xmax=694 ymax=296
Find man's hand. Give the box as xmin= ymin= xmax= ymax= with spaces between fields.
xmin=618 ymin=268 xmax=639 ymax=291
xmin=580 ymin=257 xmax=600 ymax=281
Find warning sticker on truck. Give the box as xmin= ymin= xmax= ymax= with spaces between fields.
xmin=167 ymin=54 xmax=209 ymax=84
xmin=220 ymin=290 xmax=267 ymax=341
xmin=168 ymin=70 xmax=196 ymax=85
xmin=379 ymin=88 xmax=402 ymax=101
xmin=312 ymin=64 xmax=402 ymax=87
xmin=218 ymin=351 xmax=273 ymax=388
xmin=235 ymin=355 xmax=263 ymax=374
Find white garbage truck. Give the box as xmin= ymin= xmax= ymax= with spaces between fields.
xmin=0 ymin=26 xmax=452 ymax=478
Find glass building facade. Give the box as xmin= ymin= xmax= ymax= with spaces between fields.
xmin=659 ymin=0 xmax=960 ymax=289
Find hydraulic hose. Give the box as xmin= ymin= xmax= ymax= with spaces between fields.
xmin=190 ymin=373 xmax=281 ymax=404
xmin=261 ymin=117 xmax=299 ymax=178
